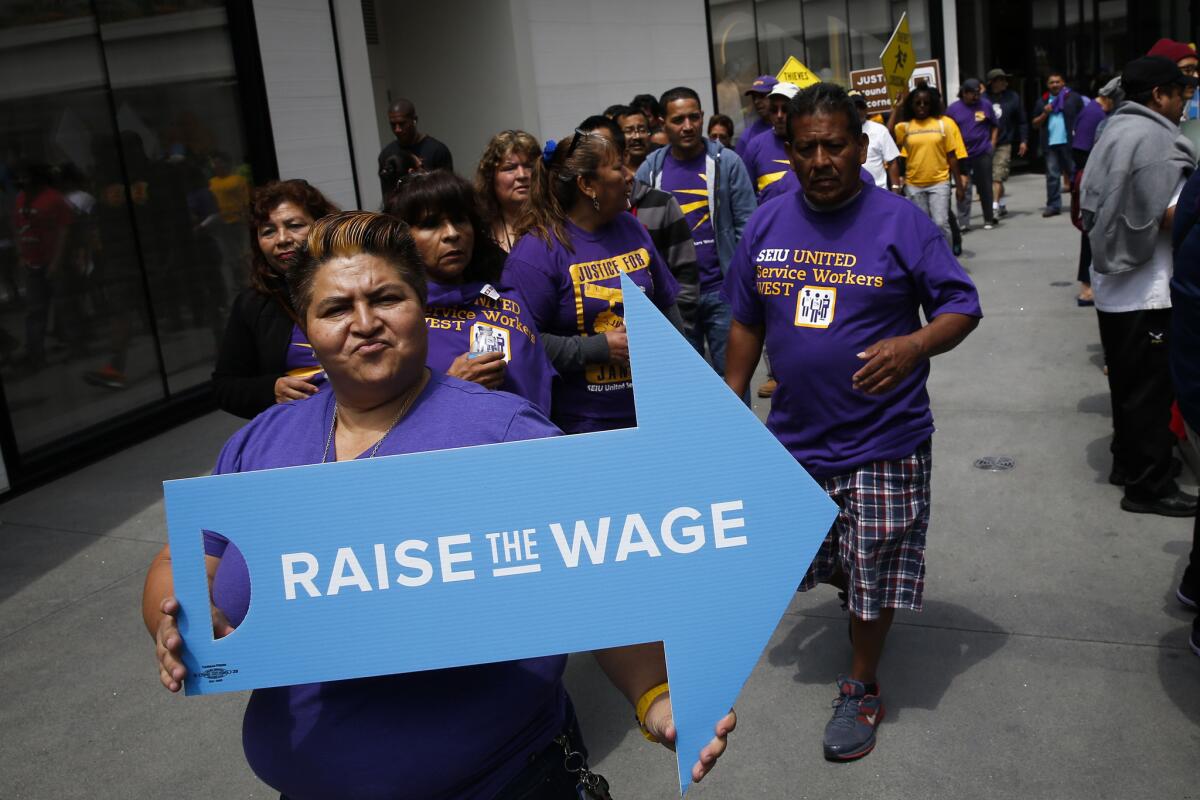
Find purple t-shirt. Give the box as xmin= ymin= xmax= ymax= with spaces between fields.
xmin=660 ymin=151 xmax=722 ymax=292
xmin=283 ymin=324 xmax=326 ymax=388
xmin=742 ymin=132 xmax=791 ymax=200
xmin=424 ymin=279 xmax=555 ymax=416
xmin=735 ymin=117 xmax=772 ymax=156
xmin=1072 ymin=99 xmax=1107 ymax=152
xmin=946 ymin=99 xmax=997 ymax=158
xmin=722 ymin=184 xmax=982 ymax=477
xmin=203 ymin=374 xmax=567 ymax=800
xmin=504 ymin=216 xmax=679 ymax=431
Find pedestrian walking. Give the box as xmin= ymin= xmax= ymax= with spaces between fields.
xmin=724 ymin=83 xmax=981 ymax=762
xmin=1031 ymin=72 xmax=1083 ymax=217
xmin=984 ymin=68 xmax=1028 ymax=219
xmin=946 ymin=78 xmax=999 ymax=230
xmin=635 ymin=87 xmax=756 ymax=376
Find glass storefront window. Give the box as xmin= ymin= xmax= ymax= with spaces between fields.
xmin=709 ymin=0 xmax=760 ymax=142
xmin=0 ymin=1 xmax=256 ymax=456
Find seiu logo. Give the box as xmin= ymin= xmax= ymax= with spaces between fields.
xmin=755 ymin=248 xmax=790 ymax=262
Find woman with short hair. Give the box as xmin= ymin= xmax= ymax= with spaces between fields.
xmin=385 ymin=170 xmax=554 ymax=414
xmin=475 ymin=130 xmax=541 ymax=252
xmin=211 ymin=179 xmax=338 ymax=419
xmin=506 ymin=127 xmax=682 ymax=434
xmin=143 ymin=211 xmax=734 ymax=799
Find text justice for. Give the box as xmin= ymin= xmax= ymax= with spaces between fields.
xmin=278 ymin=501 xmax=749 ymax=599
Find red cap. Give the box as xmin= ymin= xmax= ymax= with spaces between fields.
xmin=1147 ymin=37 xmax=1197 ymax=64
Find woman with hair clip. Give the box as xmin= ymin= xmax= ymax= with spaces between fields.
xmin=505 ymin=126 xmax=682 ymax=434
xmin=476 ymin=130 xmax=542 ymax=252
xmin=385 ymin=170 xmax=554 ymax=414
xmin=211 ymin=179 xmax=338 ymax=419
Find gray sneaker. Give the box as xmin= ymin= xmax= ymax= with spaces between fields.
xmin=823 ymin=676 xmax=884 ymax=761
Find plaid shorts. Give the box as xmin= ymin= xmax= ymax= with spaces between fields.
xmin=799 ymin=440 xmax=932 ymax=620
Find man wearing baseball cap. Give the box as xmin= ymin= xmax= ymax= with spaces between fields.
xmin=984 ymin=68 xmax=1028 ymax=218
xmin=1147 ymin=38 xmax=1199 ymax=120
xmin=1081 ymin=55 xmax=1199 ymax=517
xmin=742 ymin=81 xmax=801 ymax=200
xmin=736 ymin=75 xmax=778 ymax=157
xmin=947 ymin=78 xmax=999 ymax=231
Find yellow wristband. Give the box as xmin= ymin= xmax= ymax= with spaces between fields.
xmin=635 ymin=682 xmax=670 ymax=742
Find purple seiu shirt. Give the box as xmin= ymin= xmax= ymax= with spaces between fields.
xmin=282 ymin=323 xmax=327 ymax=389
xmin=424 ymin=279 xmax=555 ymax=416
xmin=1072 ymin=98 xmax=1107 ymax=152
xmin=735 ymin=117 xmax=772 ymax=157
xmin=742 ymin=131 xmax=792 ymax=202
xmin=946 ymin=98 xmax=998 ymax=158
xmin=660 ymin=151 xmax=723 ymax=292
xmin=203 ymin=374 xmax=567 ymax=800
xmin=722 ymin=184 xmax=982 ymax=477
xmin=504 ymin=215 xmax=679 ymax=432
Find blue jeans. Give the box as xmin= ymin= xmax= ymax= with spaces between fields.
xmin=684 ymin=289 xmax=732 ymax=375
xmin=1044 ymin=143 xmax=1074 ymax=211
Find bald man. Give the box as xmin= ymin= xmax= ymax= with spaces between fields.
xmin=377 ymin=99 xmax=453 ymax=195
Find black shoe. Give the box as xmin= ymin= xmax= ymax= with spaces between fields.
xmin=1178 ymin=570 xmax=1198 ymax=609
xmin=1109 ymin=458 xmax=1183 ymax=486
xmin=1119 ymin=490 xmax=1198 ymax=517
xmin=1042 ymin=208 xmax=1061 ymax=218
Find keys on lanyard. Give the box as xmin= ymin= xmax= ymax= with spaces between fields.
xmin=555 ymin=734 xmax=614 ymax=800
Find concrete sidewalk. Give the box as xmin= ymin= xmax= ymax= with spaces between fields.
xmin=1 ymin=174 xmax=1195 ymax=799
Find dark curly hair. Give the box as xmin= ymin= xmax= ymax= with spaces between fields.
xmin=247 ymin=179 xmax=339 ymax=296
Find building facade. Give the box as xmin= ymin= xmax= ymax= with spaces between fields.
xmin=0 ymin=0 xmax=1194 ymax=492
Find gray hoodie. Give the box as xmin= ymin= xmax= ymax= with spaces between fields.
xmin=1081 ymin=101 xmax=1196 ymax=275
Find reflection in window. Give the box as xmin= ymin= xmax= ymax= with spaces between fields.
xmin=709 ymin=0 xmax=760 ymax=142
xmin=0 ymin=2 xmax=253 ymax=453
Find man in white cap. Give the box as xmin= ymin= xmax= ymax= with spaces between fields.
xmin=742 ymin=81 xmax=802 ymax=201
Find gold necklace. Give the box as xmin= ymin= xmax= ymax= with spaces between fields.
xmin=320 ymin=374 xmax=426 ymax=463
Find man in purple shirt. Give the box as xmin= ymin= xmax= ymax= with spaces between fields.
xmin=742 ymin=81 xmax=802 ymax=200
xmin=724 ymin=83 xmax=981 ymax=763
xmin=736 ymin=74 xmax=777 ymax=155
xmin=946 ymin=78 xmax=999 ymax=231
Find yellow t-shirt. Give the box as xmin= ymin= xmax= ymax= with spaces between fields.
xmin=209 ymin=174 xmax=251 ymax=224
xmin=894 ymin=116 xmax=967 ymax=187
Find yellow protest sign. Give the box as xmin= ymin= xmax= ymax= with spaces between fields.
xmin=880 ymin=12 xmax=915 ymax=105
xmin=776 ymin=56 xmax=820 ymax=88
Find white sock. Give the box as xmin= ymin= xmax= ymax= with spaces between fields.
xmin=998 ymin=198 xmax=1007 ymax=208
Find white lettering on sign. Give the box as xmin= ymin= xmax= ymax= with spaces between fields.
xmin=277 ymin=501 xmax=751 ymax=599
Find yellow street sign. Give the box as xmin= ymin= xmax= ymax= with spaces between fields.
xmin=880 ymin=12 xmax=915 ymax=105
xmin=776 ymin=56 xmax=820 ymax=88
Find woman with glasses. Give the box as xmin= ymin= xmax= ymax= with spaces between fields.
xmin=476 ymin=130 xmax=541 ymax=252
xmin=505 ymin=125 xmax=682 ymax=434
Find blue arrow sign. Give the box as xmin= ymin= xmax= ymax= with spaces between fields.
xmin=164 ymin=273 xmax=837 ymax=793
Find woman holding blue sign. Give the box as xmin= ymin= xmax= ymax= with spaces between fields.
xmin=142 ymin=211 xmax=733 ymax=798
xmin=505 ymin=126 xmax=682 ymax=434
xmin=384 ymin=170 xmax=554 ymax=416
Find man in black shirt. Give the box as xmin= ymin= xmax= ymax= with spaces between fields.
xmin=984 ymin=68 xmax=1028 ymax=218
xmin=377 ymin=99 xmax=453 ymax=196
